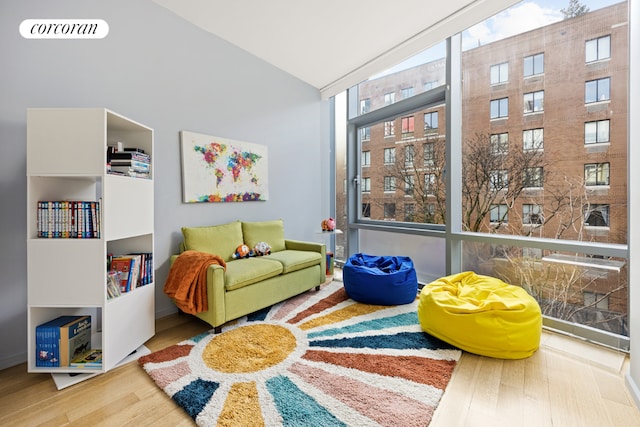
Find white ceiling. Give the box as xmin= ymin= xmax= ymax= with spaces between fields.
xmin=152 ymin=0 xmax=517 ymax=98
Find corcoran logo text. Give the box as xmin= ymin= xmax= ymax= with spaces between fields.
xmin=20 ymin=19 xmax=109 ymax=39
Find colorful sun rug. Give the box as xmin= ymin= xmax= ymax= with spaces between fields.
xmin=139 ymin=281 xmax=461 ymax=426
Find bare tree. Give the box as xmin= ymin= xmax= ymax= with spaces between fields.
xmin=561 ymin=0 xmax=590 ymax=19
xmin=461 ymin=132 xmax=547 ymax=232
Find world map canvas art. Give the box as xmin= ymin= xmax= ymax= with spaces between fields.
xmin=180 ymin=131 xmax=269 ymax=203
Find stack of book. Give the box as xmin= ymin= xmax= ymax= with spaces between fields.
xmin=107 ymin=252 xmax=153 ymax=294
xmin=37 ymin=200 xmax=100 ymax=238
xmin=70 ymin=349 xmax=102 ymax=368
xmin=35 ymin=315 xmax=92 ymax=367
xmin=107 ymin=147 xmax=151 ymax=178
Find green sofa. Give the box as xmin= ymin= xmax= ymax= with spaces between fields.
xmin=171 ymin=219 xmax=326 ymax=332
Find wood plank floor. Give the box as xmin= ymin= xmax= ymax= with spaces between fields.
xmin=2 ymin=312 xmax=639 ymax=426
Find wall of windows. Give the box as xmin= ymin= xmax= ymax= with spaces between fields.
xmin=336 ymin=0 xmax=629 ymax=349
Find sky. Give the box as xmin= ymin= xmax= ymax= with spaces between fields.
xmin=373 ymin=0 xmax=622 ymax=78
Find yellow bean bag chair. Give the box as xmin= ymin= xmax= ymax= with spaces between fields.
xmin=418 ymin=271 xmax=542 ymax=359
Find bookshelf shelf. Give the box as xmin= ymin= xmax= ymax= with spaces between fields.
xmin=26 ymin=108 xmax=155 ymax=387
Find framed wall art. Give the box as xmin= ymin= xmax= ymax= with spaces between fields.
xmin=180 ymin=130 xmax=269 ymax=203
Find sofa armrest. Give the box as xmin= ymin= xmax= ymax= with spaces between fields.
xmin=170 ymin=254 xmax=227 ymax=327
xmin=285 ymin=239 xmax=326 ymax=283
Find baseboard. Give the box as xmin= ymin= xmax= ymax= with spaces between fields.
xmin=626 ymin=372 xmax=640 ymax=410
xmin=155 ymin=306 xmax=179 ymax=319
xmin=0 ymin=351 xmax=27 ymax=371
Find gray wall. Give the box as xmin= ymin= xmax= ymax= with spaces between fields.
xmin=0 ymin=0 xmax=330 ymax=369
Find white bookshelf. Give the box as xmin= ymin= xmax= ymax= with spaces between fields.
xmin=26 ymin=108 xmax=155 ymax=383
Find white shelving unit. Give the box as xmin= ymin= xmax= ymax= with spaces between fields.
xmin=26 ymin=108 xmax=155 ymax=385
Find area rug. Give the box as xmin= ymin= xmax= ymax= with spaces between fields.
xmin=139 ymin=281 xmax=461 ymax=426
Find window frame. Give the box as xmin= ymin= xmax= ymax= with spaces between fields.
xmin=584 ymin=119 xmax=610 ymax=144
xmin=586 ymin=35 xmax=611 ymax=63
xmin=585 ymin=77 xmax=611 ymax=103
xmin=524 ymin=52 xmax=544 ymax=77
xmin=524 ymin=91 xmax=544 ymax=114
xmin=490 ymin=97 xmax=509 ymax=119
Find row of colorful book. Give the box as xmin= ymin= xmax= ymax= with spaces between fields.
xmin=35 ymin=315 xmax=101 ymax=368
xmin=107 ymin=252 xmax=153 ymax=295
xmin=107 ymin=148 xmax=151 ymax=179
xmin=37 ymin=200 xmax=100 ymax=238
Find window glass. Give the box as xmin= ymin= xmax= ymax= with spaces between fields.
xmin=523 ymin=128 xmax=544 ymax=151
xmin=491 ymin=98 xmax=509 ymax=119
xmin=490 ymin=62 xmax=509 ymax=84
xmin=460 ymin=0 xmax=626 ymax=246
xmin=524 ymin=91 xmax=544 ymax=113
xmin=585 ymin=77 xmax=611 ymax=103
xmin=362 ymin=151 xmax=370 ymax=167
xmin=524 ymin=53 xmax=544 ymax=76
xmin=586 ymin=35 xmax=611 ymax=62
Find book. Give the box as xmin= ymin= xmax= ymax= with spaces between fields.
xmin=35 ymin=315 xmax=91 ymax=367
xmin=106 ymin=271 xmax=122 ymax=299
xmin=110 ymin=257 xmax=136 ymax=292
xmin=36 ymin=200 xmax=100 ymax=238
xmin=70 ymin=349 xmax=102 ymax=368
xmin=60 ymin=316 xmax=92 ymax=366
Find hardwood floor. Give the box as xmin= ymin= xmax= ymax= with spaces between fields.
xmin=2 ymin=313 xmax=639 ymax=426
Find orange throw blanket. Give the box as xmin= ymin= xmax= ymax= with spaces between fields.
xmin=164 ymin=250 xmax=226 ymax=314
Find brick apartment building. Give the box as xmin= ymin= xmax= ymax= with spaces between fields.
xmin=339 ymin=2 xmax=629 ymax=333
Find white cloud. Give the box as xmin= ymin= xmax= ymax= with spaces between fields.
xmin=462 ymin=1 xmax=563 ymax=50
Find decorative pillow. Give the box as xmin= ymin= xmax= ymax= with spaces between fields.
xmin=182 ymin=220 xmax=243 ymax=262
xmin=242 ymin=220 xmax=286 ymax=253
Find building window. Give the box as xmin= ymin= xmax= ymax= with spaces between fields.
xmin=490 ymin=62 xmax=509 ymax=84
xmin=401 ymin=87 xmax=414 ymax=99
xmin=384 ymin=148 xmax=395 ymax=164
xmin=490 ymin=133 xmax=509 ymax=154
xmin=490 ymin=97 xmax=509 ymax=119
xmin=361 ymin=177 xmax=371 ymax=192
xmin=584 ymin=204 xmax=610 ymax=227
xmin=404 ymin=145 xmax=414 ymax=167
xmin=404 ymin=203 xmax=415 ymax=221
xmin=584 ymin=291 xmax=609 ymax=310
xmin=384 ymin=203 xmax=396 ymax=219
xmin=524 ymin=91 xmax=544 ymax=113
xmin=490 ymin=204 xmax=509 ymax=223
xmin=584 ymin=120 xmax=610 ymax=144
xmin=401 ymin=116 xmax=415 ymax=137
xmin=425 ymin=173 xmax=436 ymax=195
xmin=384 ymin=120 xmax=395 ymax=137
xmin=384 ymin=176 xmax=396 ymax=192
xmin=523 ymin=167 xmax=544 ymax=188
xmin=490 ymin=170 xmax=508 ymax=190
xmin=424 ymin=80 xmax=438 ymax=91
xmin=405 ymin=176 xmax=415 ymax=196
xmin=360 ymin=98 xmax=370 ymax=114
xmin=585 ymin=77 xmax=611 ymax=103
xmin=362 ymin=151 xmax=370 ymax=167
xmin=584 ymin=163 xmax=610 ymax=186
xmin=524 ymin=53 xmax=544 ymax=77
xmin=362 ymin=203 xmax=371 ymax=218
xmin=523 ymin=128 xmax=544 ymax=151
xmin=586 ymin=35 xmax=611 ymax=63
xmin=523 ymin=204 xmax=543 ymax=224
xmin=384 ymin=92 xmax=395 ymax=106
xmin=424 ymin=111 xmax=439 ymax=131
xmin=423 ymin=142 xmax=435 ymax=166
xmin=360 ymin=126 xmax=371 ymax=141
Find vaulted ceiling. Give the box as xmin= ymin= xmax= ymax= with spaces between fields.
xmin=152 ymin=0 xmax=517 ymax=98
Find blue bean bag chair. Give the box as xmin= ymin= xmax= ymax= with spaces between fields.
xmin=343 ymin=253 xmax=418 ymax=305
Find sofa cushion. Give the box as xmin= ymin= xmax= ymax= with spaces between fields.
xmin=182 ymin=220 xmax=243 ymax=262
xmin=224 ymin=258 xmax=283 ymax=291
xmin=242 ymin=219 xmax=286 ymax=253
xmin=265 ymin=250 xmax=322 ymax=274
